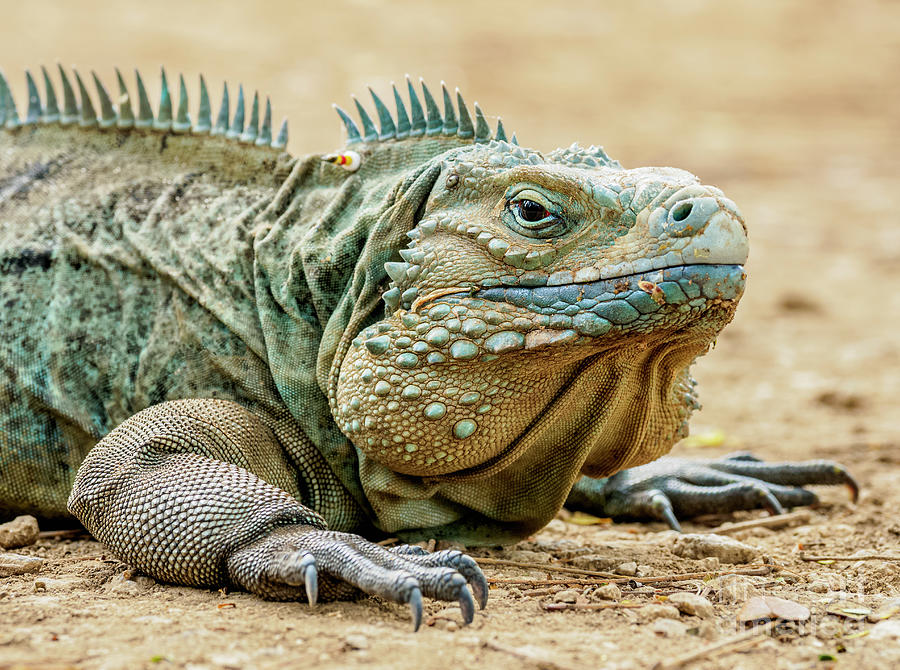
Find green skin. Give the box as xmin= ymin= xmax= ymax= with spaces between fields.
xmin=0 ymin=74 xmax=856 ymax=623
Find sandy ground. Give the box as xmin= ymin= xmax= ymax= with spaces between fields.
xmin=1 ymin=0 xmax=899 ymax=668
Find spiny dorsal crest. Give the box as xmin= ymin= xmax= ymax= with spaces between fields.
xmin=333 ymin=76 xmax=514 ymax=148
xmin=547 ymin=142 xmax=620 ymax=169
xmin=0 ymin=65 xmax=288 ymax=149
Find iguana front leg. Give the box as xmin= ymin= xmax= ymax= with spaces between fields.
xmin=566 ymin=453 xmax=859 ymax=531
xmin=67 ymin=399 xmax=486 ymax=630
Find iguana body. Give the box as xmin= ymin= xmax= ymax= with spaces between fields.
xmin=0 ymin=66 xmax=855 ymax=625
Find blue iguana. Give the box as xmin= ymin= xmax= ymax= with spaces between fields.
xmin=0 ymin=66 xmax=856 ymax=629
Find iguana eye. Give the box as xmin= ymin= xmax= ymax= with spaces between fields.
xmin=518 ymin=199 xmax=550 ymax=223
xmin=505 ymin=190 xmax=567 ymax=239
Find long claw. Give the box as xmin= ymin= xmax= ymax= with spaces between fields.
xmin=470 ymin=567 xmax=488 ymax=610
xmin=458 ymin=586 xmax=475 ymax=624
xmin=303 ymin=559 xmax=318 ymax=606
xmin=408 ymin=586 xmax=423 ymax=632
xmin=760 ymin=488 xmax=785 ymax=516
xmin=650 ymin=491 xmax=682 ymax=532
xmin=843 ymin=469 xmax=860 ymax=503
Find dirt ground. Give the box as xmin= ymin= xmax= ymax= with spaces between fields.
xmin=1 ymin=0 xmax=899 ymax=668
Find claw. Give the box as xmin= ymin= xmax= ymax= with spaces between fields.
xmin=759 ymin=487 xmax=785 ymax=516
xmin=408 ymin=586 xmax=423 ymax=632
xmin=302 ymin=557 xmax=318 ymax=606
xmin=470 ymin=567 xmax=488 ymax=610
xmin=842 ymin=468 xmax=860 ymax=503
xmin=458 ymin=585 xmax=475 ymax=624
xmin=649 ymin=490 xmax=682 ymax=532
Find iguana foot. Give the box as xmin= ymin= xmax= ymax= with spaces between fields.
xmin=227 ymin=526 xmax=487 ymax=630
xmin=567 ymin=453 xmax=859 ymax=532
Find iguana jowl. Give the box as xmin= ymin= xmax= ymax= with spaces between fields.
xmin=0 ymin=66 xmax=857 ymax=628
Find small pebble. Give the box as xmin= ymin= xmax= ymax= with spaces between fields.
xmin=0 ymin=515 xmax=40 ymax=550
xmin=343 ymin=634 xmax=369 ymax=650
xmin=594 ymin=583 xmax=622 ymax=601
xmin=671 ymin=533 xmax=757 ymax=564
xmin=616 ymin=561 xmax=638 ymax=576
xmin=666 ymin=592 xmax=716 ymax=619
xmin=0 ymin=553 xmax=43 ymax=577
xmin=807 ymin=580 xmax=829 ymax=593
xmin=636 ymin=564 xmax=653 ymax=577
xmin=651 ymin=618 xmax=688 ymax=637
xmin=505 ymin=550 xmax=552 ymax=564
xmin=553 ymin=589 xmax=580 ymax=603
xmin=736 ymin=595 xmax=810 ymax=623
xmin=697 ymin=557 xmax=720 ymax=572
xmin=711 ymin=574 xmax=758 ymax=604
xmin=570 ymin=554 xmax=617 ymax=572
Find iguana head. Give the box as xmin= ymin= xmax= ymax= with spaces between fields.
xmin=332 ymin=81 xmax=747 ymax=481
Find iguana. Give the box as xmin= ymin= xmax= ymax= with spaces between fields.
xmin=0 ymin=65 xmax=857 ymax=629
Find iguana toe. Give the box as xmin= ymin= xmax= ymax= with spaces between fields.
xmin=228 ymin=527 xmax=486 ymax=630
xmin=566 ymin=455 xmax=858 ymax=531
xmin=709 ymin=454 xmax=860 ymax=502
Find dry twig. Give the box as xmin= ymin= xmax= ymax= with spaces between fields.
xmin=705 ymin=510 xmax=811 ymax=535
xmin=799 ymin=552 xmax=900 ymax=562
xmin=487 ymin=565 xmax=772 ymax=588
xmin=475 ymin=557 xmax=619 ymax=578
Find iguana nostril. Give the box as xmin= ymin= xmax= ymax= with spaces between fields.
xmin=671 ymin=201 xmax=693 ymax=222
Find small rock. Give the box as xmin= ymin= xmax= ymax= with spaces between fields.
xmin=697 ymin=557 xmax=720 ymax=572
xmin=651 ymin=618 xmax=688 ymax=637
xmin=825 ymin=600 xmax=871 ymax=620
xmin=343 ymin=634 xmax=369 ymax=650
xmin=570 ymin=554 xmax=617 ymax=572
xmin=870 ymin=620 xmax=900 ymax=641
xmin=594 ymin=583 xmax=621 ymax=601
xmin=868 ymin=601 xmax=900 ymax=623
xmin=505 ymin=550 xmax=552 ymax=564
xmin=0 ymin=552 xmax=43 ymax=577
xmin=667 ymin=592 xmax=716 ymax=619
xmin=616 ymin=561 xmax=638 ymax=576
xmin=807 ymin=580 xmax=829 ymax=593
xmin=814 ymin=619 xmax=844 ymax=640
xmin=103 ymin=573 xmax=154 ymax=594
xmin=638 ymin=605 xmax=681 ymax=622
xmin=553 ymin=589 xmax=580 ymax=603
xmin=671 ymin=533 xmax=757 ymax=564
xmin=711 ymin=574 xmax=758 ymax=604
xmin=736 ymin=596 xmax=810 ymax=623
xmin=687 ymin=621 xmax=719 ymax=640
xmin=0 ymin=515 xmax=40 ymax=550
xmin=635 ymin=564 xmax=653 ymax=578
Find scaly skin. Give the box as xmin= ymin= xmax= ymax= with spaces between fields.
xmin=0 ymin=67 xmax=857 ymax=629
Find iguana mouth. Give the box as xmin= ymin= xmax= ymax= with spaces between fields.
xmin=416 ymin=263 xmax=745 ymax=342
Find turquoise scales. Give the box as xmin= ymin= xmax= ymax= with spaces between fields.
xmin=0 ymin=64 xmax=858 ymax=629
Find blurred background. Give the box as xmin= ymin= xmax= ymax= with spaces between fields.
xmin=2 ymin=0 xmax=898 ymax=448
